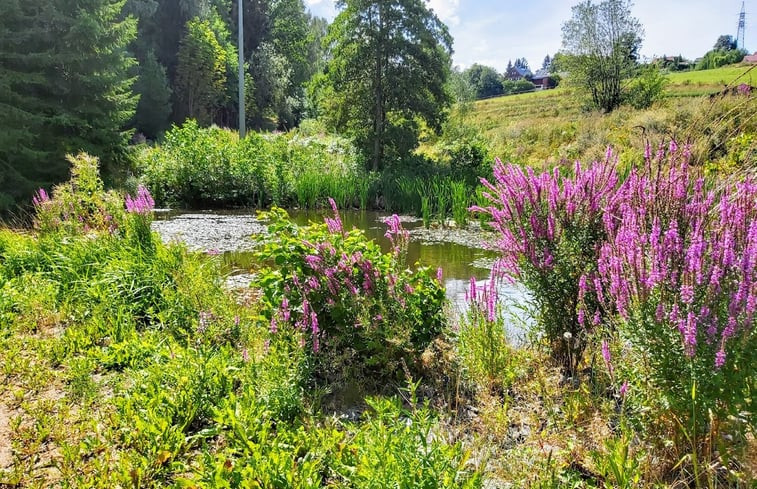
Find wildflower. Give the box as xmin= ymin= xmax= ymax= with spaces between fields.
xmin=242 ymin=348 xmax=251 ymax=362
xmin=324 ymin=197 xmax=343 ymax=235
xmin=125 ymin=185 xmax=155 ymax=214
xmin=602 ymin=339 xmax=614 ymax=379
xmin=207 ymin=248 xmax=220 ymax=256
xmin=32 ymin=188 xmax=50 ymax=206
xmin=619 ymin=380 xmax=629 ymax=397
xmin=715 ymin=349 xmax=726 ymax=369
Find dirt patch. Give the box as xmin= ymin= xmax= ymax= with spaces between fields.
xmin=0 ymin=403 xmax=13 ymax=469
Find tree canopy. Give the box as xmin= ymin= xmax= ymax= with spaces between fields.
xmin=320 ymin=0 xmax=453 ymax=171
xmin=0 ymin=0 xmax=137 ymax=210
xmin=560 ymin=0 xmax=643 ymax=112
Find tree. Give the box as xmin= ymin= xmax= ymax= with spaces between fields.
xmin=713 ymin=35 xmax=737 ymax=52
xmin=175 ymin=18 xmax=228 ymax=125
xmin=514 ymin=57 xmax=530 ymax=71
xmin=542 ymin=54 xmax=552 ymax=71
xmin=464 ymin=64 xmax=504 ymax=99
xmin=133 ymin=51 xmax=173 ymax=138
xmin=696 ymin=35 xmax=746 ymax=70
xmin=560 ymin=0 xmax=643 ymax=112
xmin=0 ymin=0 xmax=137 ymax=211
xmin=322 ymin=0 xmax=453 ymax=171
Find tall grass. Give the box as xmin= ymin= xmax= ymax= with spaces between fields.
xmin=137 ymin=120 xmax=376 ymax=210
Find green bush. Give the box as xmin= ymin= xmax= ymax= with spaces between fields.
xmin=624 ymin=66 xmax=669 ymax=109
xmin=253 ymin=207 xmax=446 ymax=386
xmin=136 ymin=120 xmax=366 ymax=209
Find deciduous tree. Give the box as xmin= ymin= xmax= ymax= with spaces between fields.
xmin=175 ymin=18 xmax=227 ymax=125
xmin=560 ymin=0 xmax=642 ymax=112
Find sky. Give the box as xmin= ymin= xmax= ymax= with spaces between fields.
xmin=303 ymin=0 xmax=757 ymax=73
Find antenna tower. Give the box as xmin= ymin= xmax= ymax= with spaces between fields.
xmin=737 ymin=1 xmax=746 ymax=50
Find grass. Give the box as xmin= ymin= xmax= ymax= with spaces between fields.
xmin=2 ymin=155 xmax=755 ymax=487
xmin=462 ymin=63 xmax=757 ymax=168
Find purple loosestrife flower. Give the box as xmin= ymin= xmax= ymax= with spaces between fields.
xmin=32 ymin=188 xmax=50 ymax=206
xmin=125 ymin=185 xmax=155 ymax=214
xmin=597 ymin=143 xmax=756 ymax=388
xmin=619 ymin=380 xmax=629 ymax=397
xmin=324 ymin=198 xmax=344 ymax=235
xmin=601 ymin=339 xmax=614 ymax=380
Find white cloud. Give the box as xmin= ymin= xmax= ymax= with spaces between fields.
xmin=428 ymin=0 xmax=461 ymax=26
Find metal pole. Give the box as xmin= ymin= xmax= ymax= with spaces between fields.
xmin=238 ymin=0 xmax=245 ymax=138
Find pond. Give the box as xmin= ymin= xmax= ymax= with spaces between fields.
xmin=153 ymin=209 xmax=531 ymax=333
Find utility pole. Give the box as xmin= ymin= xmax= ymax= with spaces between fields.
xmin=238 ymin=0 xmax=245 ymax=138
xmin=737 ymin=1 xmax=746 ymax=51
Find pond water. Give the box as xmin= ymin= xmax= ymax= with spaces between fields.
xmin=153 ymin=209 xmax=531 ymax=332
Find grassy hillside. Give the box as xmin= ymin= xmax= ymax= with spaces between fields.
xmin=462 ymin=64 xmax=757 ymax=169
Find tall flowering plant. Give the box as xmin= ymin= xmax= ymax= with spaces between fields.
xmin=596 ymin=143 xmax=757 ymax=421
xmin=123 ymin=185 xmax=156 ymax=253
xmin=473 ymin=152 xmax=619 ymax=371
xmin=31 ymin=153 xmax=124 ymax=235
xmin=254 ymin=202 xmax=445 ymax=383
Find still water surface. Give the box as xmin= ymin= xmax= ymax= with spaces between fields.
xmin=155 ymin=209 xmax=530 ymax=330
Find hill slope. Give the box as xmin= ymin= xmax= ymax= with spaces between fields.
xmin=463 ymin=64 xmax=757 ymax=168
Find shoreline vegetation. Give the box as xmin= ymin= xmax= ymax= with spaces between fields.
xmin=2 ymin=113 xmax=755 ymax=485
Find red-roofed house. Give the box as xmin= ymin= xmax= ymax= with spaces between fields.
xmin=745 ymin=52 xmax=757 ymax=63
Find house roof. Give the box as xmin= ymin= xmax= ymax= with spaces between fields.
xmin=532 ymin=68 xmax=551 ymax=80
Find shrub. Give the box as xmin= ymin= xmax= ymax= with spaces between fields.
xmin=624 ymin=65 xmax=668 ymax=109
xmin=596 ymin=143 xmax=756 ymax=427
xmin=31 ymin=153 xmax=124 ymax=235
xmin=253 ymin=204 xmax=446 ymax=385
xmin=136 ymin=120 xmax=365 ymax=209
xmin=473 ymin=154 xmax=619 ymax=371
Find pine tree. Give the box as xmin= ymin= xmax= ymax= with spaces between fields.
xmin=133 ymin=50 xmax=173 ymax=138
xmin=0 ymin=0 xmax=137 ymax=211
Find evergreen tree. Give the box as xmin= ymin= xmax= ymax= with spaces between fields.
xmin=133 ymin=51 xmax=173 ymax=138
xmin=322 ymin=0 xmax=452 ymax=171
xmin=0 ymin=0 xmax=137 ymax=210
xmin=542 ymin=54 xmax=552 ymax=71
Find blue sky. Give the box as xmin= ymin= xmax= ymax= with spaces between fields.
xmin=304 ymin=0 xmax=757 ymax=72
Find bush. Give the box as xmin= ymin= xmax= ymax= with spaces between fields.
xmin=596 ymin=143 xmax=756 ymax=428
xmin=473 ymin=154 xmax=619 ymax=372
xmin=253 ymin=205 xmax=446 ymax=386
xmin=136 ymin=120 xmax=365 ymax=209
xmin=624 ymin=65 xmax=668 ymax=109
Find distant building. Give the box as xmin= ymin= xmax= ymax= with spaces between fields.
xmin=531 ymin=69 xmax=553 ymax=89
xmin=745 ymin=51 xmax=757 ymax=63
xmin=504 ymin=65 xmax=532 ymax=81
